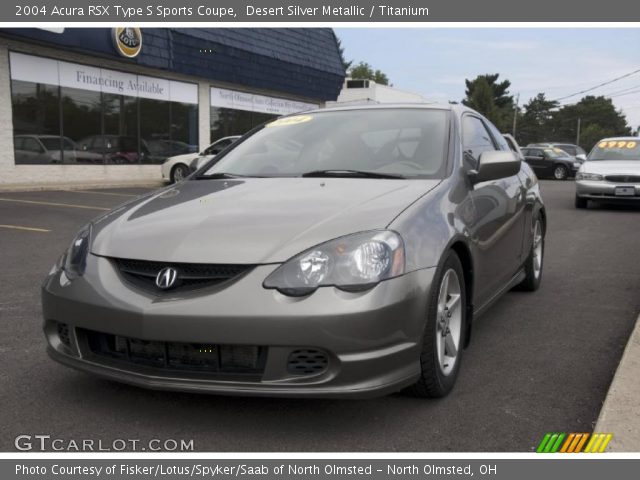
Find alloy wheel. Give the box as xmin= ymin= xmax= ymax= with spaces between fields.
xmin=533 ymin=220 xmax=543 ymax=279
xmin=173 ymin=165 xmax=188 ymax=182
xmin=436 ymin=269 xmax=462 ymax=376
xmin=554 ymin=166 xmax=567 ymax=180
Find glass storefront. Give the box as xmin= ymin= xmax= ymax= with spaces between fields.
xmin=210 ymin=87 xmax=317 ymax=144
xmin=10 ymin=52 xmax=198 ymax=165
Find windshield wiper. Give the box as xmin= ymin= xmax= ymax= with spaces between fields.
xmin=300 ymin=169 xmax=405 ymax=179
xmin=196 ymin=172 xmax=262 ymax=179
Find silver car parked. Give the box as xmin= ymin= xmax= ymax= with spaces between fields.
xmin=575 ymin=137 xmax=640 ymax=208
xmin=42 ymin=105 xmax=545 ymax=399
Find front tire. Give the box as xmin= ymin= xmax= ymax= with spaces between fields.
xmin=575 ymin=195 xmax=588 ymax=209
xmin=517 ymin=214 xmax=544 ymax=291
xmin=171 ymin=164 xmax=190 ymax=183
xmin=553 ymin=165 xmax=568 ymax=180
xmin=406 ymin=251 xmax=466 ymax=398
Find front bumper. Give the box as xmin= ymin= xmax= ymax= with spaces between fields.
xmin=576 ymin=180 xmax=640 ymax=201
xmin=160 ymin=162 xmax=171 ymax=182
xmin=42 ymin=255 xmax=434 ymax=398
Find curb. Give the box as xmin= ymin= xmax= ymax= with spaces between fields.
xmin=0 ymin=181 xmax=164 ymax=193
xmin=594 ymin=313 xmax=640 ymax=451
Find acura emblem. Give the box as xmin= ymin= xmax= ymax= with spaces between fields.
xmin=155 ymin=267 xmax=178 ymax=290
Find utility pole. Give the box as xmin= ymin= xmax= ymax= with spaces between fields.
xmin=576 ymin=117 xmax=581 ymax=146
xmin=512 ymin=93 xmax=520 ymax=137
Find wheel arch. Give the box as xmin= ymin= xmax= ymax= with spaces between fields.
xmin=448 ymin=240 xmax=474 ymax=348
xmin=534 ymin=204 xmax=547 ymax=236
xmin=170 ymin=162 xmax=190 ymax=182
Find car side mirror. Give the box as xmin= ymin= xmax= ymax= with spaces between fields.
xmin=576 ymin=153 xmax=587 ymax=162
xmin=470 ymin=151 xmax=521 ymax=183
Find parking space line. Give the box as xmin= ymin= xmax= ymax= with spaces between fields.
xmin=66 ymin=190 xmax=138 ymax=197
xmin=0 ymin=198 xmax=110 ymax=211
xmin=0 ymin=224 xmax=50 ymax=233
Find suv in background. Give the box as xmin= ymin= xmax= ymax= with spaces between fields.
xmin=521 ymin=146 xmax=581 ymax=180
xmin=527 ymin=142 xmax=587 ymax=163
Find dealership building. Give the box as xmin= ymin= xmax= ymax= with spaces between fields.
xmin=0 ymin=28 xmax=345 ymax=188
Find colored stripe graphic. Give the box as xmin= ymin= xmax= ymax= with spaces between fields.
xmin=538 ymin=433 xmax=613 ymax=453
xmin=584 ymin=433 xmax=613 ymax=453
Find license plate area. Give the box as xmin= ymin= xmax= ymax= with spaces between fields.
xmin=614 ymin=186 xmax=635 ymax=196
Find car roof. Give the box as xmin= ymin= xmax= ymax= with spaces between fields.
xmin=307 ymin=103 xmax=474 ymax=115
xmin=14 ymin=134 xmax=61 ymax=139
xmin=528 ymin=142 xmax=578 ymax=147
xmin=597 ymin=136 xmax=640 ymax=142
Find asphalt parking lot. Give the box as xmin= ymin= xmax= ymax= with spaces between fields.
xmin=1 ymin=181 xmax=639 ymax=452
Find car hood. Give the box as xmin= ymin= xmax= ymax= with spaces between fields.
xmin=165 ymin=152 xmax=198 ymax=164
xmin=91 ymin=178 xmax=440 ymax=264
xmin=582 ymin=160 xmax=640 ymax=175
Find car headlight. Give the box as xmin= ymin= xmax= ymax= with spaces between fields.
xmin=63 ymin=225 xmax=92 ymax=279
xmin=263 ymin=230 xmax=405 ymax=296
xmin=573 ymin=162 xmax=581 ymax=168
xmin=576 ymin=172 xmax=603 ymax=181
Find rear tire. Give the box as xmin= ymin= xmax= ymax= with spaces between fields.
xmin=553 ymin=165 xmax=568 ymax=180
xmin=575 ymin=195 xmax=588 ymax=209
xmin=516 ymin=214 xmax=544 ymax=291
xmin=406 ymin=251 xmax=466 ymax=398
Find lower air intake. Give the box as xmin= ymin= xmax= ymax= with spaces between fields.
xmin=57 ymin=322 xmax=71 ymax=347
xmin=287 ymin=349 xmax=329 ymax=375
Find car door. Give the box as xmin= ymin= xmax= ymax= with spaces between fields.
xmin=22 ymin=137 xmax=50 ymax=164
xmin=523 ymin=147 xmax=545 ymax=175
xmin=462 ymin=115 xmax=527 ymax=307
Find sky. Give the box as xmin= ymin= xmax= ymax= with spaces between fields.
xmin=335 ymin=28 xmax=640 ymax=129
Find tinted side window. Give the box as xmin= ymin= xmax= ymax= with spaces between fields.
xmin=24 ymin=138 xmax=43 ymax=153
xmin=485 ymin=120 xmax=509 ymax=151
xmin=462 ymin=116 xmax=496 ymax=167
xmin=210 ymin=139 xmax=232 ymax=154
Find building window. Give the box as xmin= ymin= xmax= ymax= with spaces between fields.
xmin=11 ymin=80 xmax=62 ymax=164
xmin=209 ymin=86 xmax=317 ymax=145
xmin=61 ymin=86 xmax=102 ymax=164
xmin=9 ymin=53 xmax=199 ymax=166
xmin=210 ymin=108 xmax=276 ymax=143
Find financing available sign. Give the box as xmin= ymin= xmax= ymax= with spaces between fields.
xmin=9 ymin=52 xmax=198 ymax=104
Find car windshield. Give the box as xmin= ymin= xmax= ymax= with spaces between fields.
xmin=589 ymin=140 xmax=640 ymax=161
xmin=544 ymin=148 xmax=571 ymax=159
xmin=199 ymin=109 xmax=450 ymax=179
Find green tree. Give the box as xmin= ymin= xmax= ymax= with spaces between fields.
xmin=462 ymin=73 xmax=514 ymax=131
xmin=348 ymin=61 xmax=390 ymax=85
xmin=463 ymin=77 xmax=496 ymax=120
xmin=550 ymin=96 xmax=632 ymax=150
xmin=517 ymin=93 xmax=559 ymax=145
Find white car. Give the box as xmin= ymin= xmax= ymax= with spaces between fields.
xmin=575 ymin=136 xmax=640 ymax=208
xmin=161 ymin=136 xmax=240 ymax=183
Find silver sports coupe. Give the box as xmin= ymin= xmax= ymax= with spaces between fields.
xmin=42 ymin=104 xmax=545 ymax=398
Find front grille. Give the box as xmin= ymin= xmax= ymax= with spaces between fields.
xmin=111 ymin=258 xmax=253 ymax=294
xmin=605 ymin=175 xmax=640 ymax=183
xmin=287 ymin=349 xmax=329 ymax=375
xmin=80 ymin=329 xmax=266 ymax=377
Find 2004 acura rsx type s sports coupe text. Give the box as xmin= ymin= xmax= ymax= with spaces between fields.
xmin=42 ymin=105 xmax=546 ymax=399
